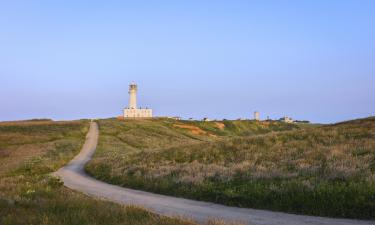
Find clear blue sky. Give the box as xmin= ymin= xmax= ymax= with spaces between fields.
xmin=1 ymin=1 xmax=374 ymax=123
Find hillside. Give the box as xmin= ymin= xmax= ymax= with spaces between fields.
xmin=86 ymin=117 xmax=375 ymax=219
xmin=0 ymin=120 xmax=198 ymax=225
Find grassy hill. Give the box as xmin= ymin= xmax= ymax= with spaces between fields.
xmin=86 ymin=117 xmax=375 ymax=219
xmin=0 ymin=120 xmax=199 ymax=225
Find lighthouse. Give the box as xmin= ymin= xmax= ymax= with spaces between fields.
xmin=123 ymin=82 xmax=153 ymax=118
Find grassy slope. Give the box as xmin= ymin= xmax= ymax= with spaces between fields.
xmin=87 ymin=118 xmax=299 ymax=174
xmin=0 ymin=120 xmax=198 ymax=225
xmin=86 ymin=117 xmax=375 ymax=219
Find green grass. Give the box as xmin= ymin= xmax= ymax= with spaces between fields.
xmin=86 ymin=117 xmax=375 ymax=219
xmin=0 ymin=120 xmax=200 ymax=225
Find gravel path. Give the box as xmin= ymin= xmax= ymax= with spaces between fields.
xmin=55 ymin=122 xmax=374 ymax=225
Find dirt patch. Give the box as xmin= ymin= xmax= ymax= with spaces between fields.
xmin=173 ymin=124 xmax=208 ymax=135
xmin=214 ymin=122 xmax=225 ymax=130
xmin=0 ymin=143 xmax=47 ymax=175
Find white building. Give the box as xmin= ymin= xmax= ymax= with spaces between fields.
xmin=254 ymin=111 xmax=260 ymax=121
xmin=123 ymin=82 xmax=153 ymax=118
xmin=279 ymin=116 xmax=294 ymax=123
xmin=166 ymin=116 xmax=181 ymax=120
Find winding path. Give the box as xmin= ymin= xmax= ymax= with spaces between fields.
xmin=55 ymin=122 xmax=374 ymax=225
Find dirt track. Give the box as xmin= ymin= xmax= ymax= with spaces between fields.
xmin=55 ymin=122 xmax=374 ymax=225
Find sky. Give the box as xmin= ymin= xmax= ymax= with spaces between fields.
xmin=0 ymin=0 xmax=374 ymax=123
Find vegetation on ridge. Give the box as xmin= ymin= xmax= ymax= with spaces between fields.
xmin=0 ymin=120 xmax=202 ymax=225
xmin=86 ymin=117 xmax=375 ymax=219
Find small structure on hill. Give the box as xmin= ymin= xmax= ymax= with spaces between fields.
xmin=279 ymin=116 xmax=294 ymax=123
xmin=254 ymin=111 xmax=260 ymax=121
xmin=123 ymin=82 xmax=153 ymax=118
xmin=166 ymin=116 xmax=181 ymax=120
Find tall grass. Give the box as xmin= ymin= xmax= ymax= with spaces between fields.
xmin=0 ymin=120 xmax=200 ymax=225
xmin=86 ymin=117 xmax=375 ymax=219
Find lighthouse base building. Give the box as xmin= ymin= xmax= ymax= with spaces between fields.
xmin=123 ymin=82 xmax=153 ymax=118
xmin=123 ymin=108 xmax=152 ymax=118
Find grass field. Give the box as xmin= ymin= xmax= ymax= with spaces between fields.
xmin=86 ymin=117 xmax=375 ymax=219
xmin=0 ymin=119 xmax=203 ymax=225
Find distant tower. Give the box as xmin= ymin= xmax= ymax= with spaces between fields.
xmin=254 ymin=111 xmax=260 ymax=121
xmin=129 ymin=82 xmax=137 ymax=109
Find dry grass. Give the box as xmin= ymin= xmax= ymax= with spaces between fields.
xmin=214 ymin=122 xmax=225 ymax=130
xmin=86 ymin=117 xmax=375 ymax=219
xmin=173 ymin=124 xmax=211 ymax=135
xmin=0 ymin=119 xmax=212 ymax=225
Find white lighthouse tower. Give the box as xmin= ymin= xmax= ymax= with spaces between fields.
xmin=123 ymin=82 xmax=153 ymax=118
xmin=129 ymin=82 xmax=137 ymax=109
